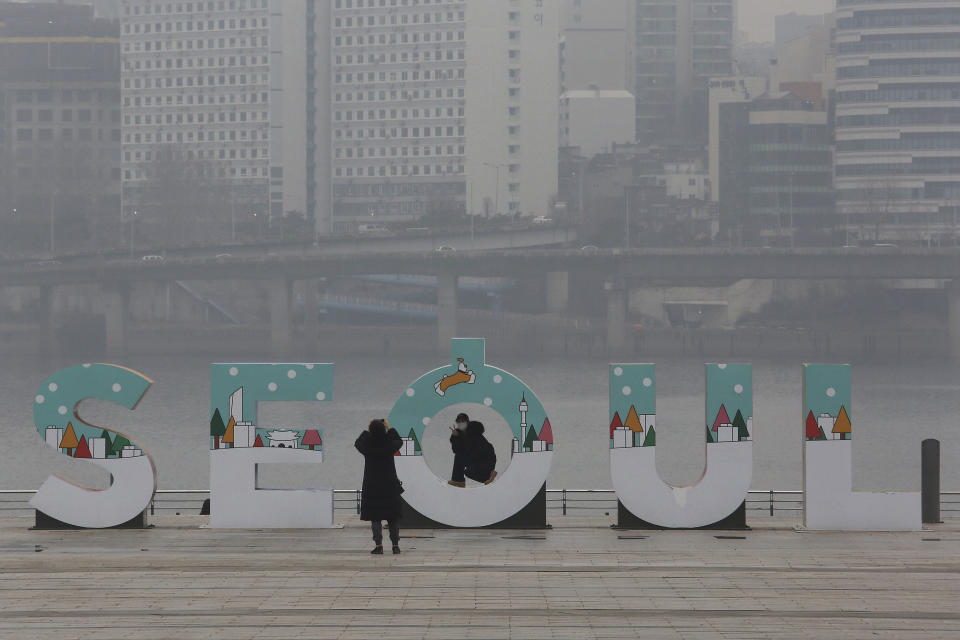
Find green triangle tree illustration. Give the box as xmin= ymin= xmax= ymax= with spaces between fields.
xmin=98 ymin=429 xmax=114 ymax=454
xmin=732 ymin=410 xmax=748 ymax=441
xmin=109 ymin=433 xmax=131 ymax=458
xmin=642 ymin=425 xmax=656 ymax=447
xmin=210 ymin=408 xmax=226 ymax=449
xmin=705 ymin=425 xmax=715 ymax=443
xmin=407 ymin=428 xmax=422 ymax=454
xmin=523 ymin=424 xmax=539 ymax=451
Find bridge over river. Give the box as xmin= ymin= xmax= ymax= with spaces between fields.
xmin=4 ymin=246 xmax=960 ymax=357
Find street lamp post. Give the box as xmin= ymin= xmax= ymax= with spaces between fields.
xmin=482 ymin=162 xmax=503 ymax=217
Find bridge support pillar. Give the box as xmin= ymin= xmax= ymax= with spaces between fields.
xmin=546 ymin=271 xmax=569 ymax=314
xmin=102 ymin=284 xmax=129 ymax=357
xmin=38 ymin=286 xmax=57 ymax=354
xmin=949 ymin=281 xmax=960 ymax=360
xmin=605 ymin=279 xmax=628 ymax=353
xmin=437 ymin=272 xmax=458 ymax=352
xmin=270 ymin=278 xmax=293 ymax=356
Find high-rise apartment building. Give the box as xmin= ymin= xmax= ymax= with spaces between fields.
xmin=120 ymin=0 xmax=311 ymax=244
xmin=834 ymin=0 xmax=960 ymax=242
xmin=0 ymin=2 xmax=121 ymax=252
xmin=634 ymin=0 xmax=734 ymax=145
xmin=330 ymin=0 xmax=559 ymax=230
xmin=329 ymin=0 xmax=467 ymax=229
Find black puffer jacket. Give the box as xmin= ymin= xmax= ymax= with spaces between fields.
xmin=355 ymin=428 xmax=404 ymax=521
xmin=451 ymin=420 xmax=496 ymax=479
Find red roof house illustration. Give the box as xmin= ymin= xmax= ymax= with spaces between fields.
xmin=253 ymin=434 xmax=264 ymax=447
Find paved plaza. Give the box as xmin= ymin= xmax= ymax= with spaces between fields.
xmin=0 ymin=513 xmax=958 ymax=639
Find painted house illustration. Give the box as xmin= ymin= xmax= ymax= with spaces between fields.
xmin=610 ymin=409 xmax=655 ymax=448
xmin=511 ymin=399 xmax=553 ymax=454
xmin=45 ymin=426 xmax=63 ymax=451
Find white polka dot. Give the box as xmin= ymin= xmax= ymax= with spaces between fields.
xmin=492 ymin=374 xmax=502 ymax=384
xmin=268 ymin=382 xmax=278 ymax=392
xmin=622 ymin=386 xmax=631 ymax=396
xmin=48 ymin=383 xmax=58 ymax=392
xmin=483 ymin=397 xmax=493 ymax=406
xmin=82 ymin=363 xmax=91 ymax=368
xmin=422 ymin=417 xmax=431 ymax=426
xmin=734 ymin=384 xmax=743 ymax=394
xmin=405 ymin=388 xmax=415 ymax=397
xmin=613 ymin=367 xmax=623 ymax=377
xmin=826 ymin=387 xmax=836 ymax=398
xmin=642 ymin=377 xmax=652 ymax=387
xmin=287 ymin=369 xmax=297 ymax=379
xmin=305 ymin=364 xmax=314 ymax=370
xmin=718 ymin=364 xmax=728 ymax=370
xmin=35 ymin=395 xmax=45 ymax=404
xmin=229 ymin=367 xmax=239 ymax=376
xmin=316 ymin=391 xmax=326 ymax=401
xmin=112 ymin=383 xmax=122 ymax=393
xmin=58 ymin=406 xmax=68 ymax=415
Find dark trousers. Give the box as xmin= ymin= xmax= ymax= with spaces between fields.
xmin=451 ymin=453 xmax=492 ymax=483
xmin=371 ymin=520 xmax=399 ymax=546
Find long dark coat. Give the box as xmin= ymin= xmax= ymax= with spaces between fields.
xmin=355 ymin=428 xmax=404 ymax=521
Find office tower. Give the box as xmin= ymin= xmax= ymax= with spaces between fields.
xmin=717 ymin=88 xmax=833 ymax=245
xmin=634 ymin=0 xmax=734 ymax=145
xmin=330 ymin=0 xmax=559 ymax=230
xmin=834 ymin=0 xmax=960 ymax=242
xmin=119 ymin=0 xmax=309 ymax=245
xmin=0 ymin=2 xmax=121 ymax=252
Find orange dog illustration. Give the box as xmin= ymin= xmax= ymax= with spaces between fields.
xmin=434 ymin=358 xmax=476 ymax=396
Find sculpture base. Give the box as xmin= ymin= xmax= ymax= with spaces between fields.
xmin=32 ymin=509 xmax=149 ymax=530
xmin=613 ymin=500 xmax=749 ymax=530
xmin=399 ymin=484 xmax=549 ymax=529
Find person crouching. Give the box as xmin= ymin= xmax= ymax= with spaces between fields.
xmin=448 ymin=420 xmax=497 ymax=487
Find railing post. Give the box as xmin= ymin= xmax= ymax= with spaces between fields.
xmin=562 ymin=489 xmax=567 ymax=516
xmin=769 ymin=490 xmax=774 ymax=517
xmin=150 ymin=498 xmax=155 ymax=516
xmin=356 ymin=489 xmax=361 ymax=515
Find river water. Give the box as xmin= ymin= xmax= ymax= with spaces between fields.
xmin=1 ymin=352 xmax=958 ymax=493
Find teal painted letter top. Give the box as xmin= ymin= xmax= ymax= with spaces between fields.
xmin=388 ymin=338 xmax=554 ymax=454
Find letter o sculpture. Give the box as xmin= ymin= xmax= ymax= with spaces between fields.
xmin=387 ymin=338 xmax=554 ymax=527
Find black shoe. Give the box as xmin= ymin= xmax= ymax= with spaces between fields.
xmin=371 ymin=545 xmax=383 ymax=554
xmin=392 ymin=545 xmax=401 ymax=554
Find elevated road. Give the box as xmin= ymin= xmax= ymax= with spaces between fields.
xmin=6 ymin=247 xmax=960 ymax=287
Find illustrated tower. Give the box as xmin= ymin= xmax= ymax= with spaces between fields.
xmin=519 ymin=394 xmax=528 ymax=447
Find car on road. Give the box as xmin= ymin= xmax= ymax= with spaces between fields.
xmin=435 ymin=245 xmax=456 ymax=252
xmin=579 ymin=245 xmax=600 ymax=252
xmin=531 ymin=216 xmax=553 ymax=225
xmin=215 ymin=253 xmax=232 ymax=261
xmin=141 ymin=254 xmax=164 ymax=262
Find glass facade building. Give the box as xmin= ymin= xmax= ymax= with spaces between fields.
xmin=835 ymin=0 xmax=960 ymax=241
xmin=635 ymin=0 xmax=734 ymax=145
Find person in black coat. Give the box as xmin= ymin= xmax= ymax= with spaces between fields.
xmin=448 ymin=420 xmax=497 ymax=487
xmin=355 ymin=418 xmax=404 ymax=554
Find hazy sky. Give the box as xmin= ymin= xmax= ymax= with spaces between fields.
xmin=738 ymin=0 xmax=835 ymax=43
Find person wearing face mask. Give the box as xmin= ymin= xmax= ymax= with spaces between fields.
xmin=448 ymin=417 xmax=497 ymax=488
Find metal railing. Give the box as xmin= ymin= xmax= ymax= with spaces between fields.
xmin=3 ymin=489 xmax=960 ymax=519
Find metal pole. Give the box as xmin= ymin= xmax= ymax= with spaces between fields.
xmin=624 ymin=186 xmax=630 ymax=250
xmin=922 ymin=439 xmax=941 ymax=524
xmin=495 ymin=165 xmax=500 ymax=217
xmin=49 ymin=190 xmax=55 ymax=255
